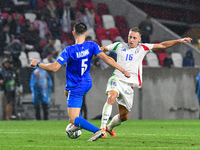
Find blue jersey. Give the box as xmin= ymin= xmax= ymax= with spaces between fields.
xmin=57 ymin=41 xmax=102 ymax=88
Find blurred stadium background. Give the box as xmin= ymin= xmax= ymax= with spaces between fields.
xmin=0 ymin=0 xmax=200 ymax=120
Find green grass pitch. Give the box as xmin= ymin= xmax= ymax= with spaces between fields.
xmin=0 ymin=120 xmax=200 ymax=149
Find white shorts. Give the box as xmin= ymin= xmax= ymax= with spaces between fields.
xmin=106 ymin=76 xmax=134 ymax=111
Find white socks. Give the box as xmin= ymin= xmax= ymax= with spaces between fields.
xmin=100 ymin=102 xmax=112 ymax=129
xmin=107 ymin=114 xmax=122 ymax=132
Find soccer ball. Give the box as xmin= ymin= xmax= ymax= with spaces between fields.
xmin=66 ymin=123 xmax=82 ymax=139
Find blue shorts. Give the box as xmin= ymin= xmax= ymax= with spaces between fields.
xmin=65 ymin=81 xmax=92 ymax=108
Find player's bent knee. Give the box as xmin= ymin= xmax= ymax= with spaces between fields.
xmin=107 ymin=94 xmax=117 ymax=105
xmin=64 ymin=90 xmax=68 ymax=97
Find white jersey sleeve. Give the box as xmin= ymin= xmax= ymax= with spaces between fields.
xmin=106 ymin=42 xmax=121 ymax=52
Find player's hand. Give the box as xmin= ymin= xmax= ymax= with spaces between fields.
xmin=29 ymin=58 xmax=39 ymax=67
xmin=124 ymin=71 xmax=131 ymax=78
xmin=180 ymin=37 xmax=192 ymax=43
xmin=100 ymin=46 xmax=108 ymax=52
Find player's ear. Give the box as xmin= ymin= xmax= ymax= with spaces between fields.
xmin=85 ymin=31 xmax=88 ymax=37
xmin=72 ymin=31 xmax=75 ymax=36
xmin=139 ymin=37 xmax=141 ymax=43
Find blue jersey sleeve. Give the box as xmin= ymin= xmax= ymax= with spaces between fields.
xmin=56 ymin=47 xmax=70 ymax=65
xmin=93 ymin=42 xmax=102 ymax=56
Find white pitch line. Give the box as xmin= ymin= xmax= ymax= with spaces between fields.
xmin=131 ymin=133 xmax=199 ymax=137
xmin=0 ymin=145 xmax=200 ymax=149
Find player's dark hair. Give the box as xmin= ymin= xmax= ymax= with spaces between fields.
xmin=73 ymin=22 xmax=87 ymax=36
xmin=130 ymin=27 xmax=141 ymax=36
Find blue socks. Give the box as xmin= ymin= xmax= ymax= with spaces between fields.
xmin=74 ymin=117 xmax=99 ymax=133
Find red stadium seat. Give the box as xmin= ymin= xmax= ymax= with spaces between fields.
xmin=60 ymin=32 xmax=71 ymax=42
xmin=84 ymin=2 xmax=96 ymax=12
xmin=12 ymin=13 xmax=25 ymax=25
xmin=95 ymin=14 xmax=102 ymax=27
xmin=97 ymin=3 xmax=109 ymax=16
xmin=119 ymin=27 xmax=130 ymax=43
xmin=37 ymin=0 xmax=46 ymax=12
xmin=95 ymin=27 xmax=108 ymax=42
xmin=115 ymin=15 xmax=128 ymax=29
xmin=108 ymin=28 xmax=120 ymax=42
xmin=157 ymin=53 xmax=167 ymax=66
xmin=76 ymin=0 xmax=91 ymax=11
xmin=1 ymin=13 xmax=8 ymax=19
xmin=39 ymin=39 xmax=47 ymax=49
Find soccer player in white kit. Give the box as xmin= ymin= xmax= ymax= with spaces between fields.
xmin=100 ymin=27 xmax=192 ymax=138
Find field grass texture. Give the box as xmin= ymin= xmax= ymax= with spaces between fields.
xmin=0 ymin=120 xmax=200 ymax=150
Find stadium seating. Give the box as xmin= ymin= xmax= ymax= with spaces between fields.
xmin=97 ymin=3 xmax=109 ymax=16
xmin=37 ymin=0 xmax=46 ymax=12
xmin=24 ymin=12 xmax=37 ymax=23
xmin=84 ymin=2 xmax=96 ymax=12
xmin=115 ymin=15 xmax=129 ymax=42
xmin=102 ymin=15 xmax=116 ymax=30
xmin=101 ymin=39 xmax=113 ymax=47
xmin=171 ymin=52 xmax=183 ymax=67
xmin=54 ymin=39 xmax=62 ymax=52
xmin=115 ymin=15 xmax=128 ymax=29
xmin=39 ymin=39 xmax=47 ymax=49
xmin=157 ymin=53 xmax=167 ymax=66
xmin=60 ymin=32 xmax=71 ymax=43
xmin=119 ymin=27 xmax=130 ymax=43
xmin=76 ymin=0 xmax=91 ymax=11
xmin=95 ymin=27 xmax=108 ymax=42
xmin=12 ymin=13 xmax=25 ymax=25
xmin=95 ymin=14 xmax=103 ymax=27
xmin=87 ymin=28 xmax=96 ymax=41
xmin=108 ymin=28 xmax=121 ymax=42
xmin=1 ymin=13 xmax=9 ymax=19
xmin=1 ymin=13 xmax=25 ymax=25
xmin=146 ymin=52 xmax=160 ymax=67
xmin=189 ymin=0 xmax=200 ymax=6
xmin=132 ymin=1 xmax=200 ymax=23
xmin=28 ymin=51 xmax=41 ymax=60
xmin=19 ymin=52 xmax=29 ymax=67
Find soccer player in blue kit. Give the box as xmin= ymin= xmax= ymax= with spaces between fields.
xmin=30 ymin=22 xmax=130 ymax=141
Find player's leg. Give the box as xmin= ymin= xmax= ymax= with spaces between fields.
xmin=107 ymin=81 xmax=133 ymax=132
xmin=66 ymin=88 xmax=105 ymax=141
xmin=35 ymin=105 xmax=41 ymax=120
xmin=100 ymin=90 xmax=118 ymax=129
xmin=5 ymin=92 xmax=14 ymax=120
xmin=68 ymin=107 xmax=99 ymax=132
xmin=68 ymin=107 xmax=105 ymax=141
xmin=106 ymin=104 xmax=129 ymax=136
xmin=6 ymin=102 xmax=13 ymax=120
xmin=42 ymin=102 xmax=49 ymax=120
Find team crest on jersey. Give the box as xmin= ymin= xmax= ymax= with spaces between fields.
xmin=110 ymin=78 xmax=117 ymax=89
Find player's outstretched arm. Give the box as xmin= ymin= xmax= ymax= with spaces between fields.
xmin=97 ymin=52 xmax=131 ymax=78
xmin=29 ymin=58 xmax=62 ymax=72
xmin=152 ymin=37 xmax=192 ymax=51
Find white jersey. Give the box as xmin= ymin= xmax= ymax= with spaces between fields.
xmin=106 ymin=42 xmax=154 ymax=88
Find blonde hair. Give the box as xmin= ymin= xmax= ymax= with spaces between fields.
xmin=129 ymin=27 xmax=141 ymax=36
